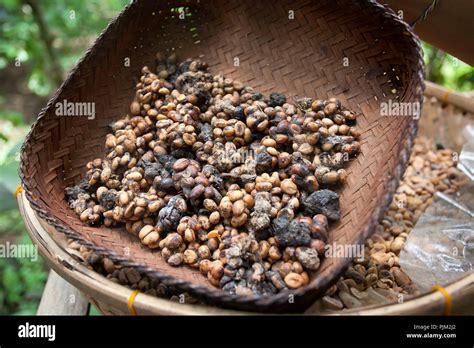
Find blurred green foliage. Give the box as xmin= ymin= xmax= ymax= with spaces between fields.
xmin=0 ymin=109 xmax=45 ymax=314
xmin=422 ymin=42 xmax=474 ymax=92
xmin=0 ymin=0 xmax=472 ymax=315
xmin=0 ymin=0 xmax=130 ymax=96
xmin=0 ymin=234 xmax=47 ymax=314
xmin=0 ymin=0 xmax=129 ymax=315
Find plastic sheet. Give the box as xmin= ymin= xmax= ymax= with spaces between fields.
xmin=458 ymin=123 xmax=474 ymax=180
xmin=399 ymin=181 xmax=474 ymax=292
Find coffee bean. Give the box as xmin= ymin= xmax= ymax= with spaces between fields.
xmin=168 ymin=253 xmax=184 ymax=266
xmin=125 ymin=267 xmax=141 ymax=284
xmin=322 ymin=296 xmax=344 ymax=310
xmin=392 ymin=267 xmax=412 ymax=287
xmin=284 ymin=272 xmax=304 ymax=288
xmin=281 ymin=179 xmax=298 ymax=195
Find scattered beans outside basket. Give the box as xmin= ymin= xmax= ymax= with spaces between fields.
xmin=65 ymin=53 xmax=363 ymax=295
xmin=68 ymin=136 xmax=464 ymax=311
xmin=319 ymin=136 xmax=464 ymax=310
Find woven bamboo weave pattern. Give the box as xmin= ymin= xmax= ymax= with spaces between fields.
xmin=20 ymin=0 xmax=424 ymax=312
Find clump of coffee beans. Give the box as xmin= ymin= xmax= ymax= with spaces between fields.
xmin=65 ymin=53 xmax=361 ymax=295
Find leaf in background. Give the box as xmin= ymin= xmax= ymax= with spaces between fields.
xmin=0 ymin=57 xmax=7 ymax=69
xmin=3 ymin=263 xmax=22 ymax=305
xmin=0 ymin=159 xmax=20 ymax=212
xmin=422 ymin=41 xmax=474 ymax=91
xmin=0 ymin=136 xmax=25 ymax=163
xmin=28 ymin=67 xmax=53 ymax=96
xmin=1 ymin=0 xmax=20 ymax=11
xmin=89 ymin=305 xmax=102 ymax=316
xmin=0 ymin=184 xmax=17 ymax=212
xmin=457 ymin=70 xmax=474 ymax=90
xmin=14 ymin=303 xmax=38 ymax=315
xmin=0 ymin=111 xmax=25 ymax=126
xmin=0 ymin=161 xmax=19 ymax=192
xmin=0 ymin=210 xmax=25 ymax=234
xmin=6 ymin=139 xmax=23 ymax=159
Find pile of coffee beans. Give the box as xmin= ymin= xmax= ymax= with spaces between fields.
xmin=65 ymin=53 xmax=361 ymax=295
xmin=68 ymin=240 xmax=194 ymax=303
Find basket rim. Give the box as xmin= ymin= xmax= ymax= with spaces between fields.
xmin=19 ymin=0 xmax=426 ymax=312
xmin=19 ymin=191 xmax=474 ymax=315
xmin=424 ymin=81 xmax=474 ymax=113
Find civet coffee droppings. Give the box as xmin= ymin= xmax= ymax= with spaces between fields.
xmin=65 ymin=53 xmax=361 ymax=295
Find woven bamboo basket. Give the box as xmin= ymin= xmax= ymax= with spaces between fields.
xmin=19 ymin=0 xmax=425 ymax=312
xmin=19 ymin=82 xmax=474 ymax=315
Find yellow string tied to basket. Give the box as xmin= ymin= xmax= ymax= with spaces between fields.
xmin=15 ymin=185 xmax=23 ymax=196
xmin=127 ymin=290 xmax=140 ymax=316
xmin=432 ymin=285 xmax=453 ymax=316
xmin=441 ymin=90 xmax=451 ymax=103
